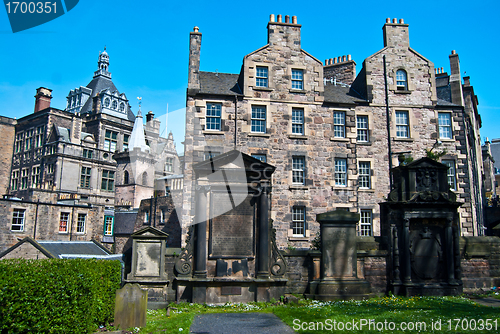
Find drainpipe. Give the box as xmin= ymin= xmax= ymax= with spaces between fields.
xmin=383 ymin=55 xmax=393 ymax=189
xmin=234 ymin=95 xmax=238 ymax=149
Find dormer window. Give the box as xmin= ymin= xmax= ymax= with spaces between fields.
xmin=256 ymin=66 xmax=268 ymax=87
xmin=119 ymin=102 xmax=125 ymax=112
xmin=103 ymin=97 xmax=110 ymax=108
xmin=112 ymin=100 xmax=118 ymax=110
xmin=396 ymin=69 xmax=408 ymax=90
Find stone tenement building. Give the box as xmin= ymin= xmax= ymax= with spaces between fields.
xmin=184 ymin=16 xmax=488 ymax=249
xmin=0 ymin=50 xmax=180 ymax=253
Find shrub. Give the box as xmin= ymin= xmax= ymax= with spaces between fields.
xmin=0 ymin=258 xmax=121 ymax=334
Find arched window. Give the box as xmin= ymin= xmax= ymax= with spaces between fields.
xmin=396 ymin=69 xmax=408 ymax=90
xmin=124 ymin=171 xmax=129 ymax=184
xmin=142 ymin=172 xmax=148 ymax=186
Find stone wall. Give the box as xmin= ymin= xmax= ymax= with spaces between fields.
xmin=0 ymin=117 xmax=16 ymax=196
xmin=0 ymin=197 xmax=105 ymax=253
xmin=460 ymin=236 xmax=500 ymax=289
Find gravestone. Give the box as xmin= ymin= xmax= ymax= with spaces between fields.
xmin=313 ymin=210 xmax=371 ymax=300
xmin=380 ymin=157 xmax=462 ymax=296
xmin=114 ymin=284 xmax=147 ymax=329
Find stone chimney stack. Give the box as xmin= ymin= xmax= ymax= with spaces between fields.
xmin=449 ymin=50 xmax=464 ymax=106
xmin=188 ymin=26 xmax=202 ymax=92
xmin=383 ymin=18 xmax=410 ymax=49
xmin=34 ymin=87 xmax=52 ymax=113
xmin=146 ymin=110 xmax=154 ymax=123
xmin=267 ymin=14 xmax=301 ymax=51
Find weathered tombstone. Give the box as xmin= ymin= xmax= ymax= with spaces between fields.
xmin=380 ymin=157 xmax=462 ymax=296
xmin=312 ymin=210 xmax=371 ymax=300
xmin=175 ymin=150 xmax=287 ymax=303
xmin=114 ymin=283 xmax=147 ymax=330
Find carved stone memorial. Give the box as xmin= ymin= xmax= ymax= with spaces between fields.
xmin=380 ymin=157 xmax=462 ymax=296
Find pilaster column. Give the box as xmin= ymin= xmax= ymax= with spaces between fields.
xmin=194 ymin=185 xmax=209 ymax=278
xmin=445 ymin=219 xmax=455 ymax=282
xmin=257 ymin=185 xmax=270 ymax=278
xmin=403 ymin=218 xmax=411 ymax=284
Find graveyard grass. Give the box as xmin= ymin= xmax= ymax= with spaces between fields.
xmin=138 ymin=295 xmax=500 ymax=333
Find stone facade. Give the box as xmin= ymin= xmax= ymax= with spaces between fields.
xmin=183 ymin=15 xmax=487 ymax=253
xmin=0 ymin=116 xmax=16 ymax=196
xmin=0 ymin=50 xmax=181 ymax=254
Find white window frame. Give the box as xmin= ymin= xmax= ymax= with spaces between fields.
xmin=77 ymin=213 xmax=86 ymax=233
xmin=359 ymin=209 xmax=373 ymax=236
xmin=438 ymin=112 xmax=453 ymax=139
xmin=206 ymin=103 xmax=222 ymax=131
xmin=358 ymin=161 xmax=371 ymax=189
xmin=334 ymin=158 xmax=347 ymax=186
xmin=396 ymin=69 xmax=408 ymax=90
xmin=251 ymin=106 xmax=266 ymax=133
xmin=292 ymin=108 xmax=304 ymax=135
xmin=292 ymin=206 xmax=306 ymax=237
xmin=256 ymin=66 xmax=268 ymax=88
xmin=356 ymin=115 xmax=369 ymax=142
xmin=333 ymin=111 xmax=346 ymax=138
xmin=292 ymin=156 xmax=305 ymax=185
xmin=395 ymin=110 xmax=409 ymax=138
xmin=59 ymin=212 xmax=70 ymax=233
xmin=291 ymin=69 xmax=304 ymax=90
xmin=443 ymin=160 xmax=457 ymax=190
xmin=11 ymin=208 xmax=25 ymax=231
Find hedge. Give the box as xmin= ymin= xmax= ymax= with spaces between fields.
xmin=0 ymin=258 xmax=122 ymax=334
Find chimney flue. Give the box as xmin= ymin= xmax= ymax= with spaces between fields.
xmin=292 ymin=16 xmax=297 ymax=24
xmin=277 ymin=14 xmax=282 ymax=23
xmin=270 ymin=14 xmax=275 ymax=22
xmin=285 ymin=15 xmax=290 ymax=23
xmin=34 ymin=87 xmax=52 ymax=113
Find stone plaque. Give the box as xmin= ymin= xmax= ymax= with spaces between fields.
xmin=221 ymin=286 xmax=242 ymax=295
xmin=210 ymin=193 xmax=254 ymax=258
xmin=135 ymin=241 xmax=161 ymax=276
xmin=322 ymin=226 xmax=356 ymax=278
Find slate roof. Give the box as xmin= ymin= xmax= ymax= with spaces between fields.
xmin=324 ymin=84 xmax=366 ymax=104
xmin=199 ymin=72 xmax=242 ymax=95
xmin=57 ymin=127 xmax=70 ymax=142
xmin=80 ymin=75 xmax=135 ymax=121
xmin=37 ymin=241 xmax=110 ymax=257
xmin=114 ymin=211 xmax=138 ymax=235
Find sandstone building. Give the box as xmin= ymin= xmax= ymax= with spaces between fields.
xmin=0 ymin=50 xmax=180 ymax=253
xmin=183 ymin=16 xmax=487 ymax=249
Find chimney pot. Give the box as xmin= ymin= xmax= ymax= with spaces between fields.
xmin=347 ymin=54 xmax=351 ymax=61
xmin=292 ymin=16 xmax=297 ymax=24
xmin=441 ymin=67 xmax=444 ymax=73
xmin=285 ymin=15 xmax=290 ymax=23
xmin=329 ymin=58 xmax=333 ymax=65
xmin=334 ymin=58 xmax=337 ymax=64
xmin=386 ymin=18 xmax=391 ymax=23
xmin=399 ymin=18 xmax=404 ymax=24
xmin=451 ymin=50 xmax=456 ymax=55
xmin=393 ymin=18 xmax=397 ymax=23
xmin=277 ymin=14 xmax=282 ymax=23
xmin=193 ymin=26 xmax=199 ymax=33
xmin=342 ymin=55 xmax=346 ymax=62
xmin=34 ymin=87 xmax=52 ymax=113
xmin=270 ymin=14 xmax=275 ymax=22
xmin=337 ymin=56 xmax=341 ymax=63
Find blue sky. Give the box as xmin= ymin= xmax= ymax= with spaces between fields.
xmin=1 ymin=0 xmax=499 ymax=154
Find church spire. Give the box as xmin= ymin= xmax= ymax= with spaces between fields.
xmin=94 ymin=46 xmax=112 ymax=79
xmin=128 ymin=97 xmax=149 ymax=152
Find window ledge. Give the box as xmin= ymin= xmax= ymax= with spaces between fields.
xmin=393 ymin=137 xmax=414 ymax=142
xmin=10 ymin=230 xmax=25 ymax=233
xmin=289 ymin=185 xmax=308 ymax=190
xmin=253 ymin=87 xmax=273 ymax=92
xmin=202 ymin=130 xmax=225 ymax=135
xmin=356 ymin=141 xmax=372 ymax=146
xmin=330 ymin=137 xmax=349 ymax=142
xmin=359 ymin=188 xmax=375 ymax=193
xmin=438 ymin=138 xmax=455 ymax=142
xmin=248 ymin=133 xmax=270 ymax=138
xmin=290 ymin=89 xmax=306 ymax=94
xmin=394 ymin=90 xmax=412 ymax=94
xmin=288 ymin=237 xmax=309 ymax=241
xmin=332 ymin=186 xmax=353 ymax=191
xmin=288 ymin=134 xmax=307 ymax=140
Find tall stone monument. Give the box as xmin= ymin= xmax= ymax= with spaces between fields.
xmin=380 ymin=157 xmax=462 ymax=296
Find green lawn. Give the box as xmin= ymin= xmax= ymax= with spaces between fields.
xmin=138 ymin=296 xmax=500 ymax=333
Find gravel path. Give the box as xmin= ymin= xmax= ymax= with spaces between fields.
xmin=189 ymin=312 xmax=296 ymax=334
